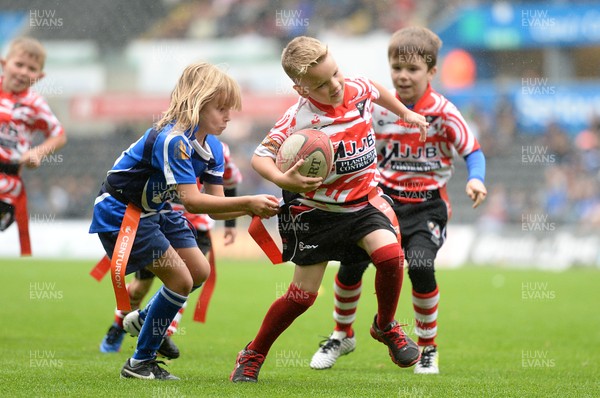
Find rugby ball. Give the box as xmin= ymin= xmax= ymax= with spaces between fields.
xmin=275 ymin=129 xmax=334 ymax=179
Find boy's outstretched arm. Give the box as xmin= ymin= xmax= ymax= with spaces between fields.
xmin=20 ymin=134 xmax=67 ymax=168
xmin=371 ymin=80 xmax=428 ymax=142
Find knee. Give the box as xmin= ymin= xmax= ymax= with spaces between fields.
xmin=371 ymin=242 xmax=403 ymax=270
xmin=190 ymin=257 xmax=210 ymax=287
xmin=338 ymin=261 xmax=369 ymax=286
xmin=169 ymin=274 xmax=193 ymax=296
xmin=283 ymin=283 xmax=317 ymax=308
xmin=406 ymin=247 xmax=437 ymax=292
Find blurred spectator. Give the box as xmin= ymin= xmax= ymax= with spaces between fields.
xmin=574 ymin=116 xmax=600 ymax=174
xmin=542 ymin=122 xmax=572 ymax=164
xmin=542 ymin=165 xmax=569 ymax=222
xmin=493 ymin=97 xmax=517 ymax=156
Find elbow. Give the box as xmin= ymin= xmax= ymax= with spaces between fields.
xmin=56 ymin=134 xmax=67 ymax=151
xmin=181 ymin=197 xmax=198 ymax=214
xmin=250 ymin=154 xmax=260 ymax=171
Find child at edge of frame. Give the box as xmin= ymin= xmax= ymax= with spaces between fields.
xmin=0 ymin=37 xmax=67 ymax=252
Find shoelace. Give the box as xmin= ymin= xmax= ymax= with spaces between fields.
xmin=318 ymin=338 xmax=341 ymax=353
xmin=419 ymin=349 xmax=435 ymax=366
xmin=147 ymin=360 xmax=171 ymax=377
xmin=239 ymin=352 xmax=265 ymax=378
xmin=383 ymin=324 xmax=408 ymax=349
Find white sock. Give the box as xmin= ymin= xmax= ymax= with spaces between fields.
xmin=129 ymin=357 xmax=145 ymax=367
xmin=331 ymin=330 xmax=347 ymax=340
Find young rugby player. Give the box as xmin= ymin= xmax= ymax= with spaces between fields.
xmin=310 ymin=27 xmax=487 ymax=375
xmin=0 ymin=37 xmax=67 ymax=254
xmin=99 ymin=142 xmax=242 ymax=360
xmin=90 ymin=62 xmax=278 ymax=380
xmin=230 ymin=36 xmax=429 ymax=383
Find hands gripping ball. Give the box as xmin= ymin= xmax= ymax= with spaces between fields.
xmin=275 ymin=129 xmax=334 ymax=179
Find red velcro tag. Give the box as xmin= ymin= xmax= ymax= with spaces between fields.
xmin=90 ymin=255 xmax=111 ymax=281
xmin=194 ymin=232 xmax=215 ymax=323
xmin=248 ymin=215 xmax=283 ymax=265
xmin=13 ymin=188 xmax=31 ymax=256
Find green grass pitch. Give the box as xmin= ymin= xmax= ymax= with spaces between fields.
xmin=1 ymin=258 xmax=598 ymax=397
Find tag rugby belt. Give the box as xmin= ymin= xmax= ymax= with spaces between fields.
xmin=90 ymin=180 xmax=217 ymax=322
xmin=0 ymin=163 xmax=31 ymax=256
xmin=249 ymin=188 xmax=401 ymax=265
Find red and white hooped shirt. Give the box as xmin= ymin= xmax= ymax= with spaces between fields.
xmin=255 ymin=76 xmax=381 ymax=212
xmin=0 ymin=78 xmax=64 ymax=204
xmin=0 ymin=77 xmax=64 ymax=165
xmin=373 ymin=84 xmax=480 ymax=204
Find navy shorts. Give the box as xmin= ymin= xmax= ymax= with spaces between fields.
xmin=278 ymin=201 xmax=395 ymax=266
xmin=394 ymin=198 xmax=448 ymax=253
xmin=98 ymin=211 xmax=198 ymax=275
xmin=134 ymin=229 xmax=212 ymax=280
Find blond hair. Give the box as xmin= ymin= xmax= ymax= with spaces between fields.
xmin=156 ymin=62 xmax=241 ymax=132
xmin=388 ymin=27 xmax=442 ymax=70
xmin=6 ymin=37 xmax=47 ymax=69
xmin=281 ymin=36 xmax=328 ymax=83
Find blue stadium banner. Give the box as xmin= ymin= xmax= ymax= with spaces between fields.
xmin=0 ymin=12 xmax=27 ymax=48
xmin=436 ymin=3 xmax=600 ymax=49
xmin=444 ymin=82 xmax=600 ymax=135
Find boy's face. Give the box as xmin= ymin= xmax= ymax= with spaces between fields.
xmin=294 ymin=54 xmax=345 ymax=106
xmin=198 ymin=95 xmax=231 ymax=136
xmin=1 ymin=50 xmax=45 ymax=94
xmin=389 ymin=54 xmax=436 ymax=105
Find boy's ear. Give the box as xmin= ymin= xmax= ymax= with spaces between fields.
xmin=0 ymin=58 xmax=5 ymax=70
xmin=293 ymin=84 xmax=309 ymax=99
xmin=428 ymin=66 xmax=437 ymax=82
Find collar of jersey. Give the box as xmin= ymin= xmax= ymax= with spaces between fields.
xmin=0 ymin=77 xmax=30 ymax=100
xmin=191 ymin=138 xmax=212 ymax=161
xmin=395 ymin=83 xmax=434 ymax=112
xmin=306 ymin=86 xmax=351 ymax=118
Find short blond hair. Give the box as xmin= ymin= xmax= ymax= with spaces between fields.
xmin=156 ymin=62 xmax=241 ymax=132
xmin=6 ymin=37 xmax=47 ymax=69
xmin=281 ymin=36 xmax=328 ymax=83
xmin=388 ymin=27 xmax=442 ymax=70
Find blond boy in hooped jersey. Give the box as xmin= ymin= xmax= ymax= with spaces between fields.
xmin=231 ymin=36 xmax=430 ymax=383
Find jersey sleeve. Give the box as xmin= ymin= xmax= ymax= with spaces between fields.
xmin=32 ymin=96 xmax=64 ymax=138
xmin=254 ymin=102 xmax=300 ymax=158
xmin=443 ymin=102 xmax=480 ymax=157
xmin=365 ymin=78 xmax=381 ymax=102
xmin=157 ymin=134 xmax=197 ymax=185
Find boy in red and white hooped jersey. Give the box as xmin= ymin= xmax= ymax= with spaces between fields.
xmin=231 ymin=36 xmax=430 ymax=383
xmin=0 ymin=37 xmax=66 ymax=244
xmin=310 ymin=27 xmax=487 ymax=375
xmin=99 ymin=141 xmax=242 ymax=359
